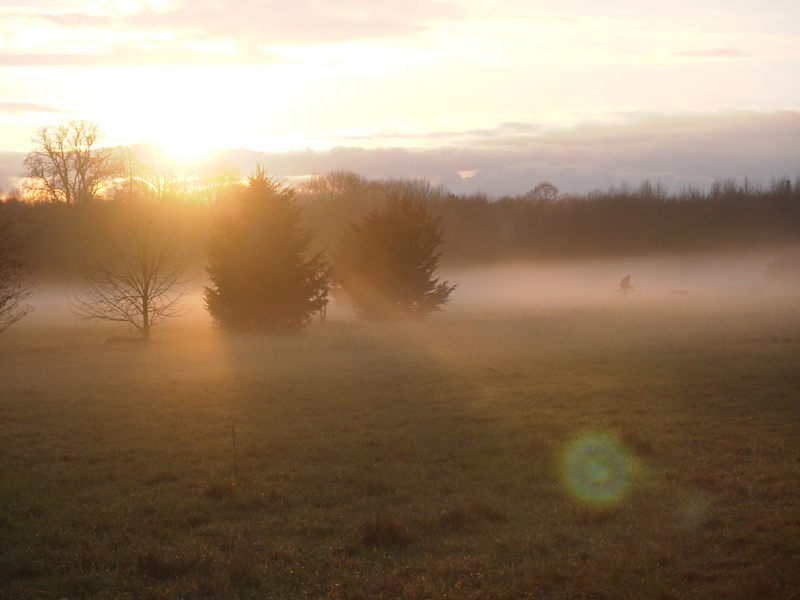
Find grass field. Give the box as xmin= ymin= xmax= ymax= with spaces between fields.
xmin=1 ymin=297 xmax=799 ymax=599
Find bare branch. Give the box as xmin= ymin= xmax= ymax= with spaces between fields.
xmin=71 ymin=200 xmax=190 ymax=338
xmin=0 ymin=204 xmax=33 ymax=332
xmin=24 ymin=120 xmax=118 ymax=204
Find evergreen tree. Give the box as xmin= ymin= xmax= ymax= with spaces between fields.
xmin=336 ymin=196 xmax=455 ymax=320
xmin=204 ymin=168 xmax=329 ymax=331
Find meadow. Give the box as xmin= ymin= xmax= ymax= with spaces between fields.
xmin=1 ymin=294 xmax=799 ymax=599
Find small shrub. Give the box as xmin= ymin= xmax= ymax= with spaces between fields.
xmin=361 ymin=518 xmax=412 ymax=548
xmin=136 ymin=550 xmax=187 ymax=580
xmin=622 ymin=431 xmax=655 ymax=457
xmin=470 ymin=501 xmax=509 ymax=523
xmin=438 ymin=507 xmax=471 ymax=531
xmin=227 ymin=549 xmax=262 ymax=588
xmin=203 ymin=481 xmax=235 ymax=499
xmin=360 ymin=479 xmax=394 ymax=497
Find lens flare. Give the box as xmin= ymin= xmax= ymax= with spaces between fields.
xmin=560 ymin=432 xmax=636 ymax=509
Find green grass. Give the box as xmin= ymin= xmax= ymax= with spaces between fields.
xmin=1 ymin=299 xmax=799 ymax=599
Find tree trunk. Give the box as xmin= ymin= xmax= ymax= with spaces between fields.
xmin=142 ymin=296 xmax=150 ymax=340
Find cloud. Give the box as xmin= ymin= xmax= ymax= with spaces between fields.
xmin=0 ymin=0 xmax=457 ymax=66
xmin=2 ymin=0 xmax=461 ymax=50
xmin=3 ymin=111 xmax=798 ymax=198
xmin=213 ymin=111 xmax=800 ymax=196
xmin=318 ymin=122 xmax=545 ymax=146
xmin=1 ymin=7 xmax=113 ymax=28
xmin=672 ymin=47 xmax=746 ymax=58
xmin=0 ymin=151 xmax=25 ymax=193
xmin=0 ymin=47 xmax=290 ymax=67
xmin=0 ymin=102 xmax=72 ymax=114
xmin=126 ymin=0 xmax=461 ymax=43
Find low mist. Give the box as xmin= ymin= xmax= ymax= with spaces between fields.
xmin=20 ymin=247 xmax=799 ymax=332
xmin=444 ymin=248 xmax=798 ymax=311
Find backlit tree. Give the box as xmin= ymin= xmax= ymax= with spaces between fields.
xmin=71 ymin=200 xmax=189 ymax=339
xmin=24 ymin=120 xmax=117 ymax=203
xmin=0 ymin=202 xmax=32 ymax=333
xmin=336 ymin=195 xmax=455 ymax=320
xmin=204 ymin=167 xmax=329 ymax=331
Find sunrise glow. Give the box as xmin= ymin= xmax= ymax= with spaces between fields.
xmin=1 ymin=1 xmax=798 ymax=194
xmin=2 ymin=4 xmax=800 ymax=599
xmin=155 ymin=126 xmax=218 ymax=163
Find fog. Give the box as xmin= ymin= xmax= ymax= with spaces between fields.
xmin=443 ymin=250 xmax=793 ymax=312
xmin=19 ymin=248 xmax=799 ymax=333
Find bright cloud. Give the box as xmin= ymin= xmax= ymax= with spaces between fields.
xmin=0 ymin=0 xmax=798 ymax=192
xmin=2 ymin=109 xmax=798 ymax=196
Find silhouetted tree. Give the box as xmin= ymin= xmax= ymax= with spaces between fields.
xmin=199 ymin=164 xmax=243 ymax=206
xmin=0 ymin=202 xmax=32 ymax=332
xmin=24 ymin=120 xmax=117 ymax=203
xmin=336 ymin=195 xmax=455 ymax=320
xmin=525 ymin=181 xmax=559 ymax=202
xmin=204 ymin=167 xmax=329 ymax=331
xmin=111 ymin=145 xmax=188 ymax=204
xmin=72 ymin=201 xmax=189 ymax=339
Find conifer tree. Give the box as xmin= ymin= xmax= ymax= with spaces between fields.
xmin=336 ymin=195 xmax=455 ymax=320
xmin=205 ymin=168 xmax=329 ymax=331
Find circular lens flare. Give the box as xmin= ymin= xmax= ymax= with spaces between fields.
xmin=561 ymin=432 xmax=636 ymax=509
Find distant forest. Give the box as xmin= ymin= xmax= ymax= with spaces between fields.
xmin=2 ymin=171 xmax=800 ymax=281
xmin=299 ymin=173 xmax=800 ymax=263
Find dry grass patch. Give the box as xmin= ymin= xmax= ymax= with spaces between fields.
xmin=1 ymin=300 xmax=799 ymax=598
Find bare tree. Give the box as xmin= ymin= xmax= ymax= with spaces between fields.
xmin=524 ymin=181 xmax=559 ymax=202
xmin=115 ymin=145 xmax=147 ymax=203
xmin=199 ymin=164 xmax=242 ymax=205
xmin=72 ymin=201 xmax=189 ymax=339
xmin=0 ymin=203 xmax=33 ymax=333
xmin=24 ymin=120 xmax=117 ymax=203
xmin=111 ymin=145 xmax=186 ymax=204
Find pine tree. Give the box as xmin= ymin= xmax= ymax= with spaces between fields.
xmin=204 ymin=168 xmax=329 ymax=331
xmin=336 ymin=196 xmax=455 ymax=320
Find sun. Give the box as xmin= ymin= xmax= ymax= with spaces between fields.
xmin=138 ymin=98 xmax=238 ymax=164
xmin=158 ymin=137 xmax=211 ymax=163
xmin=156 ymin=126 xmax=219 ymax=163
xmin=100 ymin=66 xmax=293 ymax=163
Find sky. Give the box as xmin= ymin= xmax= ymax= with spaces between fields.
xmin=1 ymin=0 xmax=799 ymax=195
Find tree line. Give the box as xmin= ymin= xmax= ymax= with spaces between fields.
xmin=1 ymin=123 xmax=457 ymax=336
xmin=297 ymin=173 xmax=800 ymax=264
xmin=2 ymin=120 xmax=800 ymax=336
xmin=4 ymin=120 xmax=799 ymax=268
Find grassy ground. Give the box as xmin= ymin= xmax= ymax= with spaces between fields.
xmin=1 ymin=299 xmax=799 ymax=599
